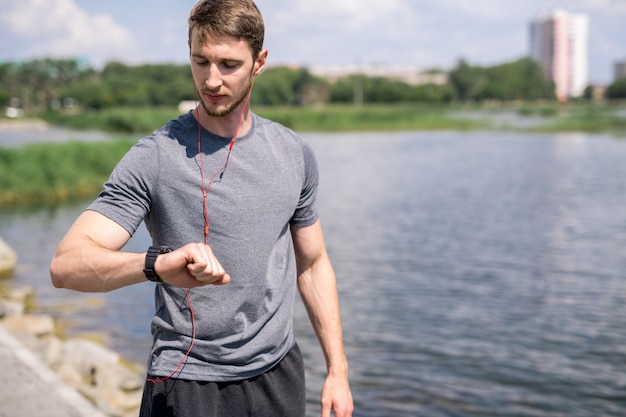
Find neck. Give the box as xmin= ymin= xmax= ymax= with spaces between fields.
xmin=194 ymin=103 xmax=252 ymax=139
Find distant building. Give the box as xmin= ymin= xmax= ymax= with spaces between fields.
xmin=590 ymin=85 xmax=607 ymax=102
xmin=529 ymin=9 xmax=589 ymax=101
xmin=308 ymin=64 xmax=448 ymax=86
xmin=615 ymin=60 xmax=626 ymax=81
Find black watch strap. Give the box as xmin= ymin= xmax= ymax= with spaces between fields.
xmin=143 ymin=245 xmax=172 ymax=283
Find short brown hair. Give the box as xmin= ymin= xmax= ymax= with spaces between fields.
xmin=188 ymin=0 xmax=265 ymax=59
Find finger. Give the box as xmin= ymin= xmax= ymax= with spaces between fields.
xmin=189 ymin=259 xmax=227 ymax=283
xmin=182 ymin=244 xmax=229 ymax=284
xmin=186 ymin=257 xmax=208 ymax=275
xmin=320 ymin=403 xmax=331 ymax=417
xmin=213 ymin=273 xmax=231 ymax=285
xmin=185 ymin=246 xmax=214 ymax=273
xmin=205 ymin=253 xmax=225 ymax=276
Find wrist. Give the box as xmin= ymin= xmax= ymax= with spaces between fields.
xmin=143 ymin=245 xmax=172 ymax=282
xmin=327 ymin=356 xmax=349 ymax=377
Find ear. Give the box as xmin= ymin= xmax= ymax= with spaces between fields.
xmin=253 ymin=49 xmax=268 ymax=77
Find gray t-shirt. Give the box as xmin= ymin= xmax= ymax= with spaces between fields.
xmin=88 ymin=112 xmax=319 ymax=381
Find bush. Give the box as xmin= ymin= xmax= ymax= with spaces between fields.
xmin=606 ymin=77 xmax=626 ymax=99
xmin=0 ymin=139 xmax=136 ymax=206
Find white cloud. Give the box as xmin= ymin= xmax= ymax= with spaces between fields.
xmin=430 ymin=0 xmax=537 ymax=20
xmin=577 ymin=0 xmax=626 ymax=13
xmin=260 ymin=0 xmax=436 ymax=68
xmin=0 ymin=0 xmax=622 ymax=82
xmin=293 ymin=0 xmax=407 ymax=29
xmin=0 ymin=0 xmax=136 ymax=66
xmin=260 ymin=0 xmax=409 ymax=35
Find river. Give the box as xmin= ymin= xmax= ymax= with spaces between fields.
xmin=1 ymin=129 xmax=626 ymax=416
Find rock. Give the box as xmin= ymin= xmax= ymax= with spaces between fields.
xmin=2 ymin=314 xmax=55 ymax=337
xmin=42 ymin=335 xmax=65 ymax=368
xmin=0 ymin=285 xmax=144 ymax=417
xmin=57 ymin=339 xmax=144 ymax=417
xmin=7 ymin=286 xmax=35 ymax=305
xmin=0 ymin=300 xmax=25 ymax=318
xmin=0 ymin=237 xmax=17 ymax=278
xmin=0 ymin=287 xmax=35 ymax=318
xmin=60 ymin=338 xmax=120 ymax=378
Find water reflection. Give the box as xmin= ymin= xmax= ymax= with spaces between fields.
xmin=0 ymin=123 xmax=112 ymax=147
xmin=2 ymin=130 xmax=626 ymax=416
xmin=308 ymin=131 xmax=626 ymax=416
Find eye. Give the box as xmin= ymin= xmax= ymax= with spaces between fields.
xmin=221 ymin=61 xmax=240 ymax=70
xmin=194 ymin=60 xmax=209 ymax=67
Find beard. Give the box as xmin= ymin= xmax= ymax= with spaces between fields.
xmin=199 ymin=76 xmax=253 ymax=118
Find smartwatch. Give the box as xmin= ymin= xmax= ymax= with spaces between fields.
xmin=143 ymin=245 xmax=172 ymax=283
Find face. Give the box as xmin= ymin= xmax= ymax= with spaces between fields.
xmin=189 ymin=31 xmax=266 ymax=118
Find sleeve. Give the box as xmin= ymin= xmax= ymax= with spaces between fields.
xmin=87 ymin=136 xmax=160 ymax=235
xmin=290 ymin=138 xmax=320 ymax=228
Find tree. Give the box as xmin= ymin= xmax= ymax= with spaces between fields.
xmin=449 ymin=57 xmax=555 ymax=102
xmin=606 ymin=77 xmax=626 ymax=99
xmin=0 ymin=63 xmax=15 ymax=107
xmin=484 ymin=58 xmax=555 ymax=100
xmin=448 ymin=59 xmax=488 ymax=101
xmin=0 ymin=59 xmax=93 ymax=112
xmin=251 ymin=66 xmax=328 ymax=106
xmin=410 ymin=83 xmax=456 ymax=103
xmin=328 ymin=77 xmax=356 ymax=104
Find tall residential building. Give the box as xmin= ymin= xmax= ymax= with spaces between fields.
xmin=529 ymin=9 xmax=589 ymax=101
xmin=615 ymin=60 xmax=626 ymax=81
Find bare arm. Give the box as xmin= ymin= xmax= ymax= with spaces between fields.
xmin=292 ymin=219 xmax=354 ymax=417
xmin=50 ymin=210 xmax=230 ymax=292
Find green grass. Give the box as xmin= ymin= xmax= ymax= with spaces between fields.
xmin=255 ymin=104 xmax=488 ymax=132
xmin=37 ymin=102 xmax=626 ymax=136
xmin=527 ymin=104 xmax=626 ymax=135
xmin=0 ymin=138 xmax=136 ymax=206
xmin=40 ymin=104 xmax=490 ymax=134
xmin=2 ymin=102 xmax=625 ymax=208
xmin=41 ymin=107 xmax=181 ymax=134
xmin=516 ymin=105 xmax=560 ymax=117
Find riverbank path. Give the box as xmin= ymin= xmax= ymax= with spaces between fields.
xmin=0 ymin=324 xmax=107 ymax=417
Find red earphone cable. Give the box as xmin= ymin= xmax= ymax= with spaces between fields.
xmin=147 ymin=288 xmax=196 ymax=384
xmin=197 ymin=78 xmax=254 ymax=244
xmin=149 ymin=78 xmax=255 ymax=384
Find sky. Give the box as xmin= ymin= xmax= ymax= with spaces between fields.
xmin=0 ymin=0 xmax=624 ymax=84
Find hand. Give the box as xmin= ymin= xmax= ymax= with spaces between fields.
xmin=320 ymin=372 xmax=354 ymax=417
xmin=155 ymin=243 xmax=231 ymax=287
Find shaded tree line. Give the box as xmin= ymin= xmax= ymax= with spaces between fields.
xmin=2 ymin=57 xmax=623 ymax=114
xmin=449 ymin=58 xmax=556 ymax=101
xmin=0 ymin=59 xmax=95 ymax=113
xmin=606 ymin=77 xmax=626 ymax=99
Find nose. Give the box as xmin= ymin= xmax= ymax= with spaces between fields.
xmin=205 ymin=65 xmax=223 ymax=91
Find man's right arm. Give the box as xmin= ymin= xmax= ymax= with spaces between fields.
xmin=50 ymin=210 xmax=146 ymax=292
xmin=50 ymin=210 xmax=231 ymax=293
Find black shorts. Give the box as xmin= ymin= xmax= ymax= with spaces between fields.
xmin=139 ymin=343 xmax=305 ymax=417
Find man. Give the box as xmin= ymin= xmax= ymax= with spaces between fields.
xmin=49 ymin=1 xmax=354 ymax=416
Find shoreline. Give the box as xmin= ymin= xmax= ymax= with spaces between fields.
xmin=0 ymin=236 xmax=17 ymax=277
xmin=0 ymin=285 xmax=145 ymax=417
xmin=0 ymin=119 xmax=49 ymax=132
xmin=6 ymin=102 xmax=626 ymax=137
xmin=0 ymin=323 xmax=109 ymax=417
